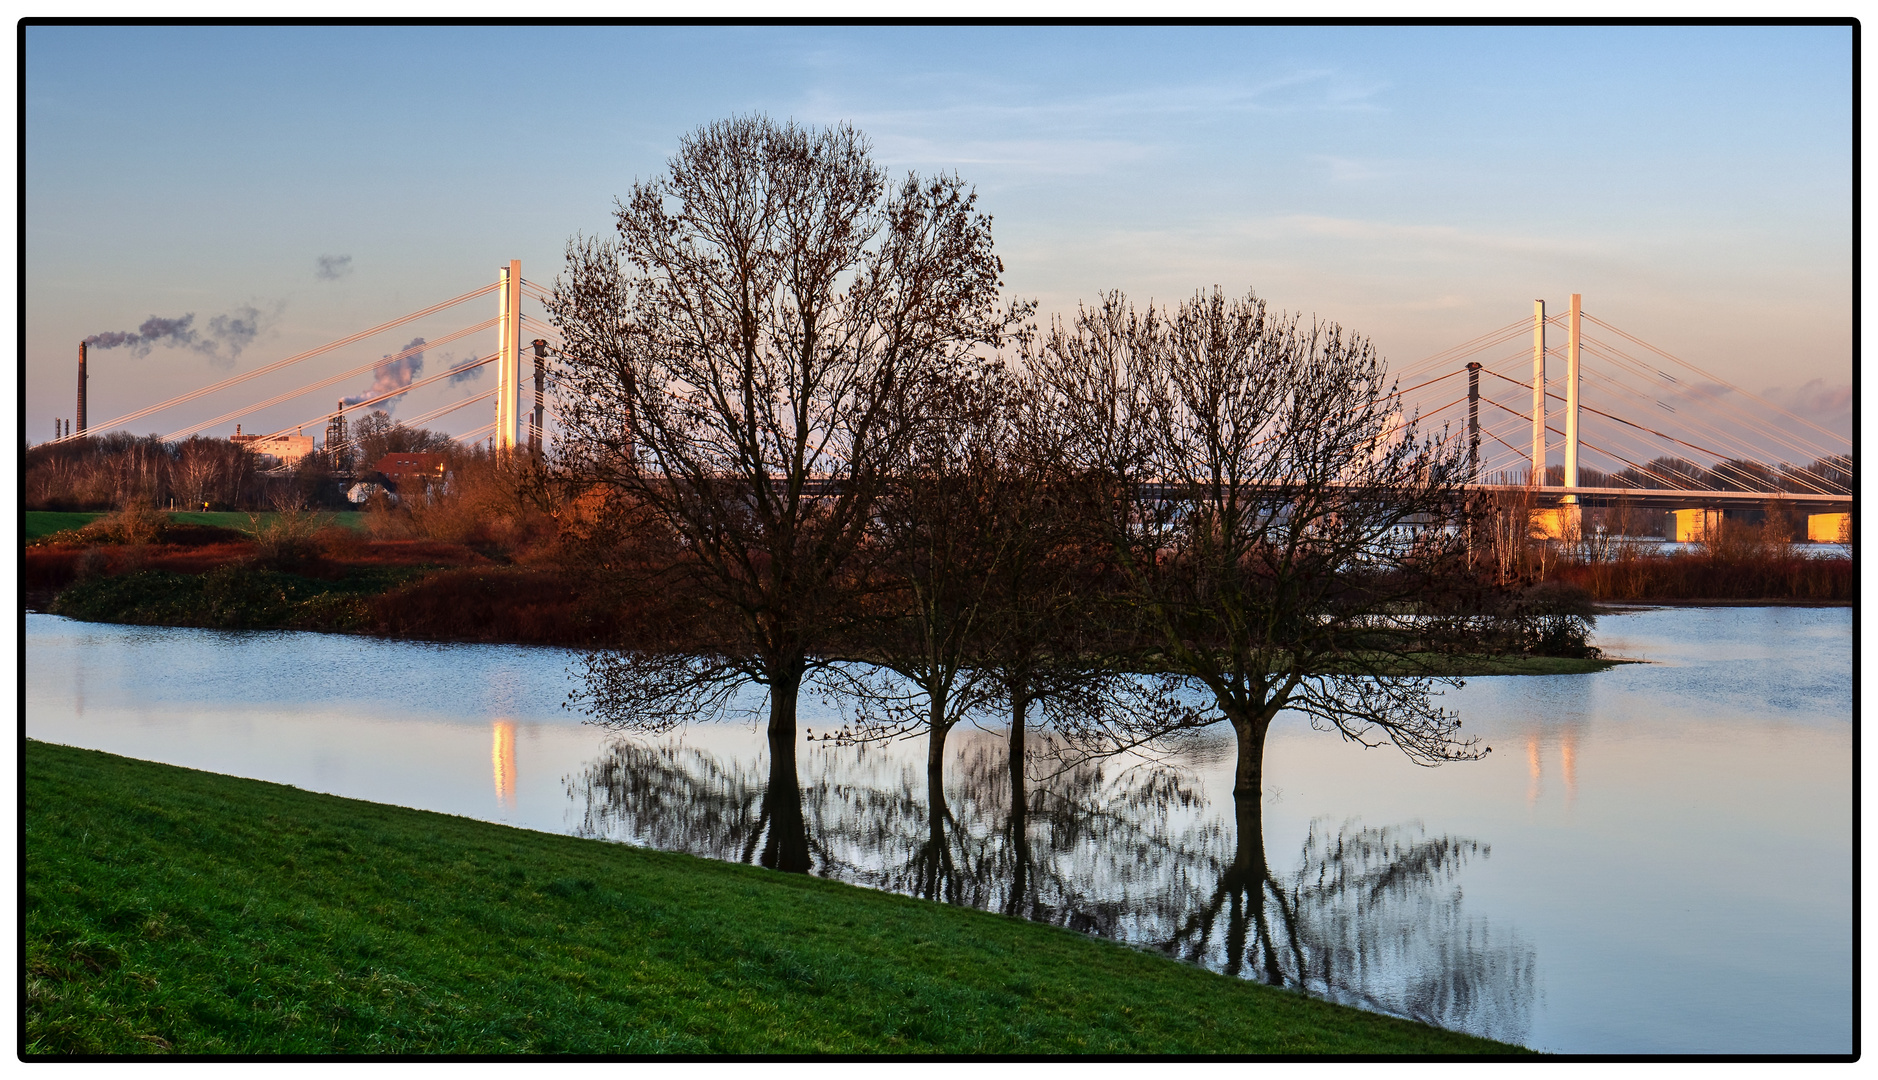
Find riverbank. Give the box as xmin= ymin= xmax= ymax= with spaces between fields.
xmin=23 ymin=509 xmax=1824 ymax=668
xmin=24 ymin=741 xmax=1525 ymax=1056
xmin=36 ymin=572 xmax=1628 ymax=676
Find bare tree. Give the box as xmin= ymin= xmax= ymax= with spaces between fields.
xmin=971 ymin=366 xmax=1142 ymax=803
xmin=549 ymin=116 xmax=1023 ymax=806
xmin=1034 ymin=288 xmax=1484 ymax=804
xmin=825 ymin=365 xmax=1012 ymax=773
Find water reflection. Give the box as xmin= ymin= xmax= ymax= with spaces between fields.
xmin=1560 ymin=730 xmax=1577 ymax=805
xmin=1526 ymin=737 xmax=1542 ymax=805
xmin=567 ymin=731 xmax=1534 ymax=1043
xmin=491 ymin=720 xmax=518 ymax=810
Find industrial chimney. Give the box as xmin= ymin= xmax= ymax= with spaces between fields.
xmin=76 ymin=342 xmax=88 ymax=434
xmin=529 ymin=338 xmax=547 ymax=459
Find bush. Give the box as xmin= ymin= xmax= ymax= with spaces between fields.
xmin=1552 ymin=548 xmax=1852 ymax=602
xmin=247 ymin=504 xmax=322 ymax=573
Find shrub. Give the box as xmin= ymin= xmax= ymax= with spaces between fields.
xmin=247 ymin=503 xmax=322 ymax=573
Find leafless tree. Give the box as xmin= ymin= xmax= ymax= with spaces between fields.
xmin=548 ymin=115 xmax=1024 ymax=795
xmin=1033 ymin=287 xmax=1485 ymax=804
xmin=821 ymin=364 xmax=1013 ymax=774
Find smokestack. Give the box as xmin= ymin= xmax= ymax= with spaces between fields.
xmin=530 ymin=338 xmax=547 ymax=459
xmin=77 ymin=342 xmax=88 ymax=434
xmin=1466 ymin=361 xmax=1481 ymax=483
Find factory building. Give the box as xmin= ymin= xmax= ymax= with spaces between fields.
xmin=230 ymin=424 xmax=316 ymax=467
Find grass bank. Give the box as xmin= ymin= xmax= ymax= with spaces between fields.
xmin=48 ymin=567 xmax=421 ymax=632
xmin=24 ymin=509 xmax=367 ymax=542
xmin=25 ymin=741 xmax=1526 ymax=1057
xmin=1370 ymin=654 xmax=1626 ymax=676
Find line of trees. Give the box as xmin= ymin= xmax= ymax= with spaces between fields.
xmin=23 ymin=410 xmax=456 ymax=512
xmin=548 ymin=115 xmax=1533 ymax=878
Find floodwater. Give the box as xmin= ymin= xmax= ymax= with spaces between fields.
xmin=24 ymin=606 xmax=1851 ymax=1054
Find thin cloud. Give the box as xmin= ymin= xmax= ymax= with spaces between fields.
xmin=1276 ymin=215 xmax=1607 ymax=259
xmin=316 ymin=254 xmax=354 ymax=281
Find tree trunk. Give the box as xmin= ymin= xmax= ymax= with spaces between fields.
xmin=1005 ymin=690 xmax=1031 ymax=919
xmin=927 ymin=689 xmax=950 ymax=779
xmin=759 ymin=664 xmax=809 ymax=873
xmin=1230 ymin=710 xmax=1275 ymax=799
xmin=768 ymin=660 xmax=803 ymax=744
xmin=1007 ymin=685 xmax=1029 ymax=799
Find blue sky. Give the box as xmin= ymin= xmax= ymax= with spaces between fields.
xmin=23 ymin=24 xmax=1852 ymax=453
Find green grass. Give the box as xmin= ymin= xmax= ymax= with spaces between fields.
xmin=1375 ymin=653 xmax=1628 ymax=677
xmin=166 ymin=510 xmax=368 ymax=534
xmin=24 ymin=511 xmax=104 ymax=541
xmin=24 ymin=510 xmax=367 ymax=542
xmin=49 ymin=567 xmax=421 ymax=632
xmin=25 ymin=741 xmax=1528 ymax=1056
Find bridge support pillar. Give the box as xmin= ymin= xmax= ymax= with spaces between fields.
xmin=495 ymin=260 xmax=522 ymax=452
xmin=1531 ymin=505 xmax=1582 ymax=542
xmin=1669 ymin=508 xmax=1723 ymax=543
xmin=1563 ymin=293 xmax=1581 ymax=505
xmin=1531 ymin=300 xmax=1545 ymax=485
xmin=1808 ymin=513 xmax=1850 ymax=543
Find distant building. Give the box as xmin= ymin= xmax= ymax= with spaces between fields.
xmin=231 ymin=424 xmax=316 ymax=467
xmin=373 ymin=452 xmax=449 ymax=499
xmin=346 ymin=481 xmax=396 ymax=506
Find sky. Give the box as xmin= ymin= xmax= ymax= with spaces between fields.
xmin=20 ymin=24 xmax=1854 ymax=462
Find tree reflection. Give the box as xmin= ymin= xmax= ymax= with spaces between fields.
xmin=565 ymin=730 xmax=1533 ymax=1044
xmin=1159 ymin=797 xmax=1534 ymax=1044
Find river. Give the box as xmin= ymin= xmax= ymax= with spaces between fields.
xmin=23 ymin=605 xmax=1851 ymax=1054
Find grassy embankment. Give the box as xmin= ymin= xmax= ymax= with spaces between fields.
xmin=24 ymin=510 xmax=367 ymax=542
xmin=25 ymin=741 xmax=1526 ymax=1056
xmin=27 ymin=509 xmax=633 ymax=646
xmin=1345 ymin=653 xmax=1620 ymax=676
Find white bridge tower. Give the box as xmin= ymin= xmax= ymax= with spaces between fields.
xmin=495 ymin=259 xmax=522 ymax=451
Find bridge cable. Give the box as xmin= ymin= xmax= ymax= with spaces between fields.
xmin=1474 ymin=395 xmax=1739 ymax=492
xmin=1578 ymin=335 xmax=1846 ymax=469
xmin=1582 ymin=313 xmax=1849 ymax=448
xmin=66 ymin=281 xmax=502 ymax=442
xmin=1577 ymin=334 xmax=1843 ymax=464
xmin=258 ymin=352 xmax=499 ymax=442
xmin=162 ymin=318 xmax=501 ymax=443
xmin=391 ymin=387 xmax=500 ymax=431
xmin=1565 ymin=344 xmax=1849 ymax=494
xmin=1570 ymin=354 xmax=1846 ymax=495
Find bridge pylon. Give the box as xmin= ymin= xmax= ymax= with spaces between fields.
xmin=1563 ymin=293 xmax=1582 ymax=504
xmin=495 ymin=259 xmax=522 ymax=452
xmin=1531 ymin=299 xmax=1545 ymax=484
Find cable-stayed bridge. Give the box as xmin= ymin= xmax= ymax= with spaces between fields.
xmin=1386 ymin=294 xmax=1850 ymax=524
xmin=45 ymin=269 xmax=1853 ymax=525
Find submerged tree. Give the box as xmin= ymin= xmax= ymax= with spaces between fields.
xmin=1033 ymin=288 xmax=1486 ymax=802
xmin=549 ymin=115 xmax=1023 ymax=840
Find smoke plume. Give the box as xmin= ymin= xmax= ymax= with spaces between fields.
xmin=345 ymin=337 xmax=426 ymax=413
xmin=316 ymin=254 xmax=354 ymax=281
xmin=85 ymin=305 xmax=269 ymax=366
xmin=446 ymin=352 xmax=487 ymax=384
